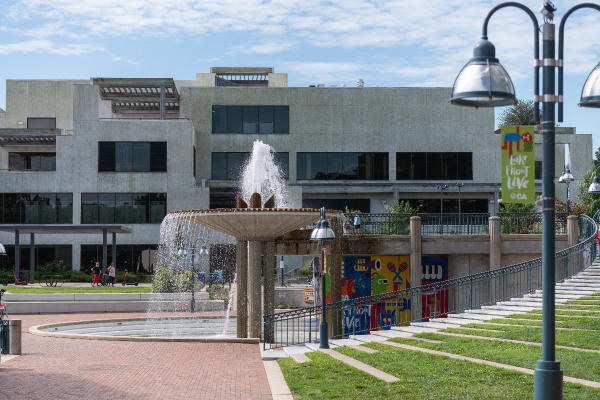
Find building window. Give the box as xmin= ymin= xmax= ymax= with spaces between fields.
xmin=398 ymin=198 xmax=488 ymax=213
xmin=297 ymin=152 xmax=388 ymax=180
xmin=212 ymin=106 xmax=289 ymax=134
xmin=209 ymin=187 xmax=237 ymax=209
xmin=396 ymin=152 xmax=473 ymax=180
xmin=8 ymin=153 xmax=56 ymax=171
xmin=0 ymin=193 xmax=72 ymax=224
xmin=27 ymin=117 xmax=56 ymax=129
xmin=98 ymin=142 xmax=167 ymax=172
xmin=81 ymin=193 xmax=167 ymax=224
xmin=211 ymin=152 xmax=289 ymax=180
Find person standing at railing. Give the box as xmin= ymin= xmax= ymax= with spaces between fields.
xmin=343 ymin=215 xmax=352 ymax=234
xmin=353 ymin=211 xmax=361 ymax=234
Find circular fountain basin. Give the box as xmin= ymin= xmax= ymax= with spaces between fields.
xmin=30 ymin=317 xmax=259 ymax=343
xmin=169 ymin=208 xmax=323 ymax=240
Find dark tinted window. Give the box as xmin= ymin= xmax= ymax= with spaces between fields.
xmin=0 ymin=193 xmax=72 ymax=224
xmin=99 ymin=142 xmax=166 ymax=172
xmin=81 ymin=193 xmax=166 ymax=224
xmin=212 ymin=152 xmax=289 ymax=180
xmin=227 ymin=106 xmax=243 ymax=133
xmin=396 ymin=152 xmax=472 ymax=180
xmin=212 ymin=106 xmax=289 ymax=134
xmin=9 ymin=153 xmax=56 ymax=171
xmin=534 ymin=160 xmax=542 ymax=180
xmin=297 ymin=153 xmax=388 ymax=180
xmin=212 ymin=106 xmax=227 ymax=133
xmin=273 ymin=106 xmax=289 ymax=133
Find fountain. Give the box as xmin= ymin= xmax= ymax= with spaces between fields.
xmin=32 ymin=140 xmax=340 ymax=342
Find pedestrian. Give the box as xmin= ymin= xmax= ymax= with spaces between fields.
xmin=343 ymin=215 xmax=352 ymax=234
xmin=107 ymin=262 xmax=116 ymax=287
xmin=91 ymin=261 xmax=101 ymax=287
xmin=353 ymin=211 xmax=361 ymax=234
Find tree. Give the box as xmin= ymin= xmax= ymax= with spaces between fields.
xmin=577 ymin=168 xmax=600 ymax=216
xmin=498 ymin=100 xmax=541 ymax=126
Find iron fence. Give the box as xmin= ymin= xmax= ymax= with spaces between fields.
xmin=0 ymin=320 xmax=8 ymax=354
xmin=418 ymin=213 xmax=489 ymax=235
xmin=263 ymin=214 xmax=597 ymax=349
xmin=499 ymin=212 xmax=567 ymax=234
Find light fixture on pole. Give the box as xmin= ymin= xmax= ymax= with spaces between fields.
xmin=588 ymin=168 xmax=600 ymax=195
xmin=449 ymin=2 xmax=600 ymax=399
xmin=558 ymin=168 xmax=574 ymax=215
xmin=310 ymin=207 xmax=335 ymax=349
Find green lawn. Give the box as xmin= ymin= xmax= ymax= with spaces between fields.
xmin=444 ymin=323 xmax=600 ymax=350
xmin=0 ymin=286 xmax=152 ymax=293
xmin=390 ymin=334 xmax=600 ymax=383
xmin=278 ymin=344 xmax=600 ymax=399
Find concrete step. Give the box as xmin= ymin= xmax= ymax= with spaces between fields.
xmin=349 ymin=334 xmax=388 ymax=343
xmin=283 ymin=344 xmax=313 ymax=355
xmin=391 ymin=325 xmax=441 ymax=334
xmin=451 ymin=313 xmax=498 ymax=321
xmin=482 ymin=305 xmax=537 ymax=312
xmin=371 ymin=329 xmax=417 ymax=339
xmin=4 ymin=292 xmax=209 ymax=302
xmin=330 ymin=338 xmax=367 ymax=347
xmin=411 ymin=321 xmax=461 ymax=329
xmin=465 ymin=309 xmax=517 ymax=317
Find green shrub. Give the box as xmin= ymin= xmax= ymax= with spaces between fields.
xmin=152 ymin=266 xmax=195 ymax=293
xmin=70 ymin=270 xmax=91 ymax=282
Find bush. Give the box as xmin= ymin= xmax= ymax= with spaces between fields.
xmin=208 ymin=286 xmax=230 ymax=306
xmin=152 ymin=266 xmax=194 ymax=293
xmin=70 ymin=270 xmax=91 ymax=282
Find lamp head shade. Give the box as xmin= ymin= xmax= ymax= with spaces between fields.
xmin=580 ymin=63 xmax=600 ymax=108
xmin=310 ymin=217 xmax=336 ymax=241
xmin=588 ymin=175 xmax=600 ymax=194
xmin=450 ymin=39 xmax=516 ymax=108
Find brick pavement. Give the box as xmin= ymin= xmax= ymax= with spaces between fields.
xmin=0 ymin=313 xmax=271 ymax=400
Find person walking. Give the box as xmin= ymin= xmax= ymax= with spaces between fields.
xmin=353 ymin=211 xmax=361 ymax=234
xmin=107 ymin=262 xmax=116 ymax=287
xmin=91 ymin=261 xmax=101 ymax=287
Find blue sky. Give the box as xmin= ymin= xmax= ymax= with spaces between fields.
xmin=1 ymin=0 xmax=599 ymax=154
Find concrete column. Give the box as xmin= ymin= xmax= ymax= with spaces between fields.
xmin=160 ymin=85 xmax=166 ymax=120
xmin=112 ymin=232 xmax=117 ymax=268
xmin=235 ymin=240 xmax=248 ymax=338
xmin=8 ymin=319 xmax=21 ymax=355
xmin=489 ymin=216 xmax=502 ymax=269
xmin=14 ymin=229 xmax=20 ymax=278
xmin=247 ymin=240 xmax=262 ymax=339
xmin=567 ymin=215 xmax=579 ymax=247
xmin=29 ymin=233 xmax=35 ymax=284
xmin=263 ymin=241 xmax=275 ymax=343
xmin=409 ymin=216 xmax=422 ymax=322
xmin=330 ymin=224 xmax=343 ymax=337
xmin=102 ymin=229 xmax=107 ymax=274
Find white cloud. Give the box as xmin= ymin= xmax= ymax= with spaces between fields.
xmin=0 ymin=39 xmax=104 ymax=55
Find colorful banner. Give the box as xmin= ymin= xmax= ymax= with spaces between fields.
xmin=421 ymin=256 xmax=449 ymax=321
xmin=501 ymin=125 xmax=535 ymax=203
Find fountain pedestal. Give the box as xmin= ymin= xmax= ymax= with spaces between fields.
xmin=235 ymin=240 xmax=248 ymax=338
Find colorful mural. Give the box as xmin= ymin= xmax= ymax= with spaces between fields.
xmin=341 ymin=256 xmax=410 ymax=336
xmin=421 ymin=255 xmax=449 ymax=321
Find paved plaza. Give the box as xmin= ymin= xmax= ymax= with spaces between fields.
xmin=0 ymin=312 xmax=272 ymax=400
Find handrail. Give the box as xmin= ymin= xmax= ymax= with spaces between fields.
xmin=263 ymin=214 xmax=597 ymax=349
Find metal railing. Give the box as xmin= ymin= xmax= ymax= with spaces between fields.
xmin=499 ymin=212 xmax=567 ymax=234
xmin=263 ymin=214 xmax=597 ymax=349
xmin=418 ymin=213 xmax=489 ymax=235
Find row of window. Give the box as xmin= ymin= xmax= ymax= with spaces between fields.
xmin=211 ymin=152 xmax=289 ymax=181
xmin=9 ymin=153 xmax=56 ymax=171
xmin=98 ymin=142 xmax=167 ymax=172
xmin=212 ymin=106 xmax=289 ymax=134
xmin=297 ymin=152 xmax=389 ymax=180
xmin=396 ymin=152 xmax=473 ymax=180
xmin=0 ymin=193 xmax=73 ymax=224
xmin=81 ymin=193 xmax=167 ymax=224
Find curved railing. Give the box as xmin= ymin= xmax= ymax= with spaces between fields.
xmin=264 ymin=214 xmax=597 ymax=349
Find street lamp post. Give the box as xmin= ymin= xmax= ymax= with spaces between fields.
xmin=456 ymin=182 xmax=464 ymax=225
xmin=449 ymin=3 xmax=600 ymax=399
xmin=558 ymin=168 xmax=575 ymax=215
xmin=178 ymin=244 xmax=209 ymax=313
xmin=310 ymin=207 xmax=336 ymax=349
xmin=437 ymin=184 xmax=448 ymax=234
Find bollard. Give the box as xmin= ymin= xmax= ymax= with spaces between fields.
xmin=9 ymin=319 xmax=21 ymax=355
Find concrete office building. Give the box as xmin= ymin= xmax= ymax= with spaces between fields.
xmin=0 ymin=67 xmax=593 ymax=271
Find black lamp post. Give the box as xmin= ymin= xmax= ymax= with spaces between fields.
xmin=449 ymin=3 xmax=600 ymax=399
xmin=310 ymin=207 xmax=336 ymax=349
xmin=179 ymin=244 xmax=209 ymax=313
xmin=558 ymin=168 xmax=574 ymax=215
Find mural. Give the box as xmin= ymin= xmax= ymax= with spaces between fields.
xmin=421 ymin=255 xmax=449 ymax=321
xmin=341 ymin=256 xmax=410 ymax=336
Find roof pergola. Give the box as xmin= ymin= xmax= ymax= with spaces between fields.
xmin=92 ymin=78 xmax=179 ymax=117
xmin=0 ymin=225 xmax=130 ymax=283
xmin=0 ymin=129 xmax=61 ymax=146
xmin=211 ymin=67 xmax=272 ymax=87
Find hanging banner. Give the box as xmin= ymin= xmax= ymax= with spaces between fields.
xmin=501 ymin=125 xmax=535 ymax=203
